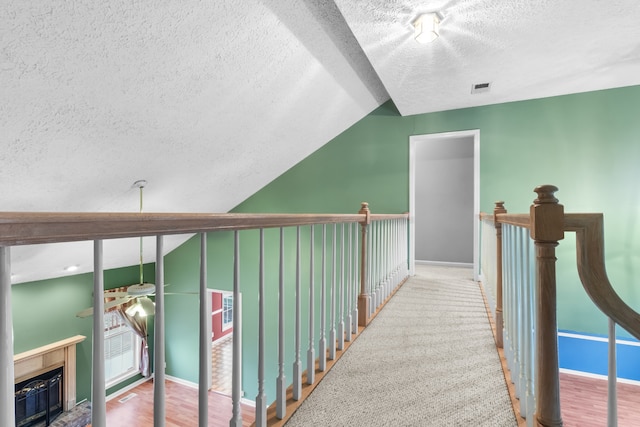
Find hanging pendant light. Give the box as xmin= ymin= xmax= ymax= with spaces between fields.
xmin=126 ymin=180 xmax=155 ymax=316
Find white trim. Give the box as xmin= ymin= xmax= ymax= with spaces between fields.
xmin=559 ymin=368 xmax=640 ymax=387
xmin=416 ymin=260 xmax=473 ymax=269
xmin=409 ymin=140 xmax=416 ymax=276
xmin=106 ymin=376 xmax=152 ymax=402
xmin=409 ymin=130 xmax=480 ymax=280
xmin=166 ymin=374 xmax=198 ymax=389
xmin=164 ymin=374 xmax=257 ymax=407
xmin=558 ymin=331 xmax=640 ymax=347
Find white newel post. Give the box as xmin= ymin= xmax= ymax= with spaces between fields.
xmin=154 ymin=236 xmax=166 ymax=427
xmin=92 ymin=240 xmax=107 ymax=427
xmin=0 ymin=246 xmax=15 ymax=427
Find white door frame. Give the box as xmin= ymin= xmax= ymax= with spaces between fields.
xmin=409 ymin=129 xmax=480 ymax=280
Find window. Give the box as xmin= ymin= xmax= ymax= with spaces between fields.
xmin=222 ymin=294 xmax=233 ymax=331
xmin=104 ymin=311 xmax=141 ymax=388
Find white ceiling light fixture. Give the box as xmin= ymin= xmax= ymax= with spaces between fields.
xmin=413 ymin=12 xmax=441 ymax=44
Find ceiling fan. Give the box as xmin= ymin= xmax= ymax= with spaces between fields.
xmin=77 ymin=180 xmax=160 ymax=319
xmin=75 ymin=282 xmax=159 ymax=318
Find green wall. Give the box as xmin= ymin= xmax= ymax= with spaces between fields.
xmin=12 ymin=84 xmax=640 ymax=407
xmin=164 ymin=84 xmax=640 ymax=403
xmin=11 ymin=262 xmax=155 ymax=402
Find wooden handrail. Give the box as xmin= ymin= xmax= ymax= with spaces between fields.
xmin=495 ymin=213 xmax=530 ymax=228
xmin=0 ymin=212 xmax=408 ymax=246
xmin=565 ymin=213 xmax=640 ymax=341
xmin=480 ymin=212 xmax=529 ymax=228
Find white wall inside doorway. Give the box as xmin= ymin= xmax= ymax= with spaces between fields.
xmin=409 ymin=130 xmax=480 ymax=279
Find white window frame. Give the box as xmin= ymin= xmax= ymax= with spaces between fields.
xmin=222 ymin=293 xmax=233 ymax=331
xmin=104 ymin=311 xmax=141 ymax=389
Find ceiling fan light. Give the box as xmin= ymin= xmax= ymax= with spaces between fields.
xmin=138 ymin=296 xmax=155 ymax=316
xmin=414 ymin=13 xmax=440 ymax=44
xmin=125 ymin=301 xmax=146 ymax=317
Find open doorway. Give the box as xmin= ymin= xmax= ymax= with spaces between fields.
xmin=409 ymin=130 xmax=480 ymax=280
xmin=210 ymin=290 xmax=234 ymax=395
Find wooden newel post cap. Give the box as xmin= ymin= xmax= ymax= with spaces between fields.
xmin=494 ymin=201 xmax=506 ymax=228
xmin=533 ymin=185 xmax=559 ymax=204
xmin=530 ymin=185 xmax=564 ymax=242
xmin=359 ymin=202 xmax=371 ymax=225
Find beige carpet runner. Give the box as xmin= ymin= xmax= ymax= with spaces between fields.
xmin=285 ymin=264 xmax=517 ymax=426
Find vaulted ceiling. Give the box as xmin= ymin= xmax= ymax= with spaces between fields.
xmin=3 ymin=0 xmax=640 ymax=283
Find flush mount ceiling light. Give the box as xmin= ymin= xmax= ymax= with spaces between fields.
xmin=413 ymin=12 xmax=441 ymax=44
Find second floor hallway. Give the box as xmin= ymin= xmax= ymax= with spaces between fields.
xmin=283 ymin=264 xmax=517 ymax=426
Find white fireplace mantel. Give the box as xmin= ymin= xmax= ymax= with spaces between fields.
xmin=14 ymin=335 xmax=86 ymax=411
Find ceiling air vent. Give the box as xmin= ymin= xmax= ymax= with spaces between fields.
xmin=471 ymin=82 xmax=491 ymax=94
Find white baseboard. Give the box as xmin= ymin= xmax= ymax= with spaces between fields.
xmin=106 ymin=376 xmax=152 ymax=402
xmin=559 ymin=368 xmax=640 ymax=387
xmin=165 ymin=374 xmax=256 ymax=407
xmin=166 ymin=374 xmax=198 ymax=389
xmin=416 ymin=260 xmax=473 ymax=269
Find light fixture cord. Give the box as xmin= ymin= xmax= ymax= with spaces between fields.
xmin=139 ymin=184 xmax=144 ymax=285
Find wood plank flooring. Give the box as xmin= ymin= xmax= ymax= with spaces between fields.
xmin=560 ymin=372 xmax=640 ymax=427
xmin=105 ymin=379 xmax=254 ymax=426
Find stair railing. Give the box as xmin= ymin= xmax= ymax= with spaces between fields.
xmin=0 ymin=204 xmax=409 ymax=427
xmin=480 ymin=185 xmax=640 ymax=427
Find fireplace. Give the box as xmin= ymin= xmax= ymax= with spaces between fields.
xmin=15 ymin=367 xmax=63 ymax=427
xmin=13 ymin=335 xmax=86 ymax=423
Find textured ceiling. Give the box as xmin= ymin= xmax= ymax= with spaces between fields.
xmin=334 ymin=0 xmax=640 ymax=115
xmin=2 ymin=0 xmax=639 ymax=283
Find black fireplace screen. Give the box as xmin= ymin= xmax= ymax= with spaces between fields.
xmin=14 ymin=367 xmax=63 ymax=427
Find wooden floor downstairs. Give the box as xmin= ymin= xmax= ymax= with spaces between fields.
xmin=560 ymin=372 xmax=640 ymax=427
xmin=105 ymin=379 xmax=254 ymax=427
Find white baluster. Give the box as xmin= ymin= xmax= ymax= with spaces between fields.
xmin=307 ymin=225 xmax=316 ymax=384
xmin=91 ymin=241 xmax=107 ymax=427
xmin=608 ymin=318 xmax=618 ymax=427
xmin=319 ymin=224 xmax=327 ymax=371
xmin=329 ymin=224 xmax=337 ymax=360
xmin=276 ymin=228 xmax=286 ymax=419
xmin=230 ymin=231 xmax=243 ymax=427
xmin=293 ymin=227 xmax=302 ymax=400
xmin=503 ymin=225 xmax=512 ymax=373
xmin=345 ymin=223 xmax=353 ymax=342
xmin=154 ymin=236 xmax=166 ymax=427
xmin=513 ymin=226 xmax=522 ymax=401
xmin=351 ymin=222 xmax=358 ymax=335
xmin=0 ymin=247 xmax=14 ymax=427
xmin=375 ymin=221 xmax=381 ymax=310
xmin=527 ymin=232 xmax=537 ymax=426
xmin=256 ymin=229 xmax=266 ymax=426
xmin=369 ymin=221 xmax=375 ymax=313
xmin=338 ymin=224 xmax=345 ymax=351
xmin=198 ymin=233 xmax=210 ymax=427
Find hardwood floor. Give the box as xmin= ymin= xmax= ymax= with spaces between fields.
xmin=560 ymin=372 xmax=640 ymax=427
xmin=106 ymin=379 xmax=254 ymax=426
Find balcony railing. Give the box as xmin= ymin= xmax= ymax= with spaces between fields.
xmin=480 ymin=185 xmax=640 ymax=427
xmin=0 ymin=203 xmax=409 ymax=427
